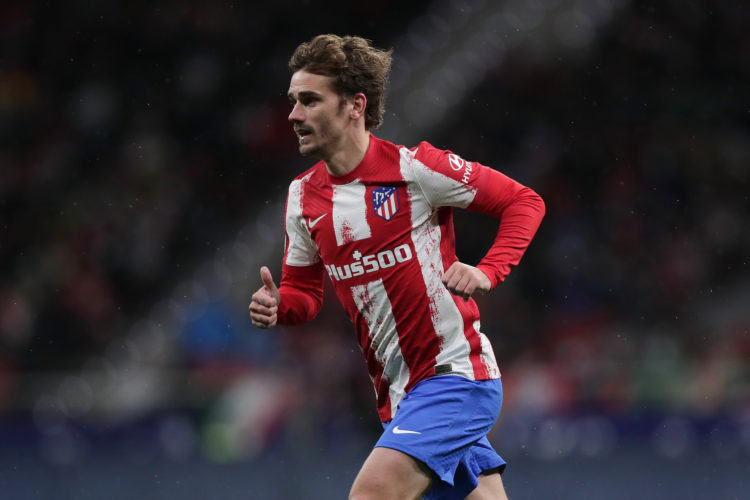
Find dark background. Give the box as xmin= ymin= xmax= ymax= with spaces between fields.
xmin=1 ymin=1 xmax=748 ymax=498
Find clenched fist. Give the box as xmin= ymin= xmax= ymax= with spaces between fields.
xmin=441 ymin=262 xmax=491 ymax=301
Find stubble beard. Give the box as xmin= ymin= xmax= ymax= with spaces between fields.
xmin=298 ymin=138 xmax=322 ymax=158
xmin=296 ymin=102 xmax=347 ymax=159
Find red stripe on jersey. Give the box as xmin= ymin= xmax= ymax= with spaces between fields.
xmin=436 ymin=206 xmax=487 ymax=378
xmin=351 ymin=298 xmax=392 ymax=420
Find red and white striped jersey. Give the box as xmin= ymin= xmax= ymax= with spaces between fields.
xmin=277 ymin=134 xmax=544 ymax=421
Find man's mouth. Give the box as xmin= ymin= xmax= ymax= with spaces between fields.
xmin=296 ymin=127 xmax=313 ymax=140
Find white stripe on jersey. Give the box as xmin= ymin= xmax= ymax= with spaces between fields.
xmin=411 ymin=220 xmax=476 ymax=376
xmin=406 ymin=149 xmax=477 ymax=209
xmin=332 ymin=182 xmax=372 ymax=246
xmin=285 ymin=173 xmax=320 ymax=266
xmin=400 ymin=147 xmax=476 ymax=377
xmin=351 ymin=278 xmax=410 ymax=418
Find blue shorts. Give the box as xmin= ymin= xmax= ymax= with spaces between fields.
xmin=376 ymin=375 xmax=505 ymax=500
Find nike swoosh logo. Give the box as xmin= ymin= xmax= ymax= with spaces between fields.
xmin=392 ymin=426 xmax=421 ymax=435
xmin=308 ymin=213 xmax=327 ymax=228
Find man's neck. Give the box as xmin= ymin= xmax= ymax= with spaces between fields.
xmin=324 ymin=130 xmax=371 ymax=177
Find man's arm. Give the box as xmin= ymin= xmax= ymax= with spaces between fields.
xmin=250 ymin=173 xmax=326 ymax=327
xmin=469 ymin=168 xmax=545 ymax=289
xmin=411 ymin=143 xmax=545 ymax=298
xmin=249 ymin=261 xmax=325 ymax=328
xmin=441 ymin=175 xmax=544 ymax=300
xmin=276 ymin=261 xmax=325 ymax=324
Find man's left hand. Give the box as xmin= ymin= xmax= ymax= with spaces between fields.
xmin=441 ymin=262 xmax=491 ymax=301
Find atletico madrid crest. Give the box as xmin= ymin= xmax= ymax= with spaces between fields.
xmin=372 ymin=186 xmax=400 ymax=221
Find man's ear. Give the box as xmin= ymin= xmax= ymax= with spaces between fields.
xmin=350 ymin=92 xmax=367 ymax=120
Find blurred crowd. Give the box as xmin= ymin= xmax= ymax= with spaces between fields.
xmin=438 ymin=0 xmax=750 ymax=416
xmin=1 ymin=1 xmax=418 ymax=375
xmin=1 ymin=0 xmax=749 ymax=461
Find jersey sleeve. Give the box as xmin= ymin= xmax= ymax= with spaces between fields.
xmin=277 ymin=261 xmax=324 ymax=324
xmin=277 ymin=177 xmax=325 ymax=325
xmin=412 ymin=142 xmax=545 ymax=288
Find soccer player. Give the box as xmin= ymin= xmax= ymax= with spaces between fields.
xmin=249 ymin=34 xmax=545 ymax=500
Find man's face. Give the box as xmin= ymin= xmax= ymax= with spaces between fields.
xmin=287 ymin=70 xmax=349 ymax=159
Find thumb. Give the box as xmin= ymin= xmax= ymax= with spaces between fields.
xmin=260 ymin=266 xmax=278 ymax=293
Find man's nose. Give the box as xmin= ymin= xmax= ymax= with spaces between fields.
xmin=288 ymin=102 xmax=303 ymax=122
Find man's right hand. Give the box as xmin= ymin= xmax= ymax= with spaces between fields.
xmin=249 ymin=266 xmax=281 ymax=329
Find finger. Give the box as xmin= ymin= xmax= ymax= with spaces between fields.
xmin=443 ymin=277 xmax=460 ymax=294
xmin=449 ymin=270 xmax=469 ymax=293
xmin=442 ymin=261 xmax=463 ymax=284
xmin=442 ymin=266 xmax=462 ymax=290
xmin=251 ymin=313 xmax=276 ymax=329
xmin=441 ymin=266 xmax=454 ymax=286
xmin=260 ymin=266 xmax=278 ymax=293
xmin=250 ymin=307 xmax=277 ymax=326
xmin=249 ymin=301 xmax=277 ymax=317
xmin=252 ymin=293 xmax=276 ymax=309
xmin=454 ymin=276 xmax=473 ymax=301
xmin=251 ymin=282 xmax=279 ymax=306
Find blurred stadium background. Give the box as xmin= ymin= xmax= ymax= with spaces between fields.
xmin=2 ymin=0 xmax=748 ymax=498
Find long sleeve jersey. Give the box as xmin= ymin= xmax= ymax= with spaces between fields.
xmin=277 ymin=134 xmax=545 ymax=422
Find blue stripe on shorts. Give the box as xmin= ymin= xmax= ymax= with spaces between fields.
xmin=375 ymin=375 xmax=505 ymax=500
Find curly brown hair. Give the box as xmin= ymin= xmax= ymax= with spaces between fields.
xmin=289 ymin=34 xmax=392 ymax=130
